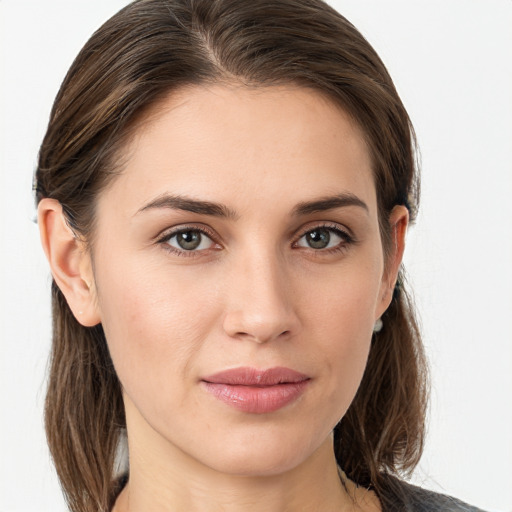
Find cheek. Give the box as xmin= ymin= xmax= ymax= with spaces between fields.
xmin=94 ymin=259 xmax=222 ymax=404
xmin=301 ymin=257 xmax=381 ymax=338
xmin=299 ymin=263 xmax=382 ymax=406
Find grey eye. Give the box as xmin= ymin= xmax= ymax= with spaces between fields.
xmin=167 ymin=230 xmax=214 ymax=251
xmin=297 ymin=228 xmax=344 ymax=250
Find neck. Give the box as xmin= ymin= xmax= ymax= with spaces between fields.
xmin=113 ymin=399 xmax=380 ymax=512
xmin=116 ymin=443 xmax=347 ymax=512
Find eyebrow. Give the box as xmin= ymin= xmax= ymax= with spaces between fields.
xmin=292 ymin=193 xmax=369 ymax=216
xmin=136 ymin=192 xmax=368 ymax=219
xmin=136 ymin=194 xmax=239 ymax=219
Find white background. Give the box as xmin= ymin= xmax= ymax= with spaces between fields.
xmin=1 ymin=1 xmax=511 ymax=511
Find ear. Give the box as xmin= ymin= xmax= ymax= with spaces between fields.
xmin=38 ymin=198 xmax=101 ymax=327
xmin=375 ymin=205 xmax=409 ymax=318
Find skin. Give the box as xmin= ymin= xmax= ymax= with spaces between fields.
xmin=39 ymin=84 xmax=408 ymax=512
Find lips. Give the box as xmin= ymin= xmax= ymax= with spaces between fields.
xmin=201 ymin=367 xmax=310 ymax=414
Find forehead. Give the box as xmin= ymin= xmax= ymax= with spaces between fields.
xmin=99 ymin=84 xmax=376 ymax=218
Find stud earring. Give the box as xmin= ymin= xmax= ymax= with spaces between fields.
xmin=373 ymin=318 xmax=383 ymax=333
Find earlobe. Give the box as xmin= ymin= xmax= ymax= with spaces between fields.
xmin=38 ymin=198 xmax=101 ymax=327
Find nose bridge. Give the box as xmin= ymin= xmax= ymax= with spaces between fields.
xmin=223 ymin=244 xmax=299 ymax=343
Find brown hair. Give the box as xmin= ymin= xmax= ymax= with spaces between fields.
xmin=35 ymin=1 xmax=427 ymax=511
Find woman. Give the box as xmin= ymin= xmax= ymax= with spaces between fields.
xmin=35 ymin=1 xmax=485 ymax=511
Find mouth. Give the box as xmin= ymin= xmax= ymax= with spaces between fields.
xmin=201 ymin=367 xmax=311 ymax=414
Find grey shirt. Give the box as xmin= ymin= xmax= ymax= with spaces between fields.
xmin=381 ymin=477 xmax=486 ymax=512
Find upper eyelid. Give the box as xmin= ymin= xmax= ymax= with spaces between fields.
xmin=156 ymin=223 xmax=218 ymax=243
xmin=155 ymin=221 xmax=354 ymax=247
xmin=294 ymin=222 xmax=354 ymax=241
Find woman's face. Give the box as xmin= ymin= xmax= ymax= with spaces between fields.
xmin=88 ymin=85 xmax=403 ymax=476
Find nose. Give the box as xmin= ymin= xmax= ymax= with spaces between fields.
xmin=222 ymin=251 xmax=300 ymax=344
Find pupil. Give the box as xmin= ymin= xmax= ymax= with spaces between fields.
xmin=177 ymin=231 xmax=201 ymax=250
xmin=307 ymin=229 xmax=330 ymax=249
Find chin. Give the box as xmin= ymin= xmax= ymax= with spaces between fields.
xmin=192 ymin=423 xmax=330 ymax=478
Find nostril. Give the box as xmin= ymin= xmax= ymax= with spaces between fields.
xmin=228 ymin=327 xmax=292 ymax=344
xmin=222 ymin=298 xmax=300 ymax=343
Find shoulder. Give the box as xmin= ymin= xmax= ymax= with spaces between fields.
xmin=379 ymin=476 xmax=487 ymax=512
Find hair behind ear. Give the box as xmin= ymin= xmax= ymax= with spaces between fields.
xmin=45 ymin=282 xmax=125 ymax=512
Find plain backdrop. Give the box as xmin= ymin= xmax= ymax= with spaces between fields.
xmin=1 ymin=1 xmax=511 ymax=511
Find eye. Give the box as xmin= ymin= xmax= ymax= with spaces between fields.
xmin=164 ymin=228 xmax=216 ymax=252
xmin=296 ymin=226 xmax=350 ymax=250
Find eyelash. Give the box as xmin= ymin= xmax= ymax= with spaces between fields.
xmin=157 ymin=224 xmax=219 ymax=258
xmin=157 ymin=223 xmax=355 ymax=258
xmin=293 ymin=223 xmax=355 ymax=255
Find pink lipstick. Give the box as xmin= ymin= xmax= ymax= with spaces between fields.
xmin=201 ymin=367 xmax=310 ymax=414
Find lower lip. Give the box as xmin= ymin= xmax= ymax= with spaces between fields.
xmin=202 ymin=380 xmax=310 ymax=414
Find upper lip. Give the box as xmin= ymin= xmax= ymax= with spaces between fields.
xmin=202 ymin=367 xmax=310 ymax=386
